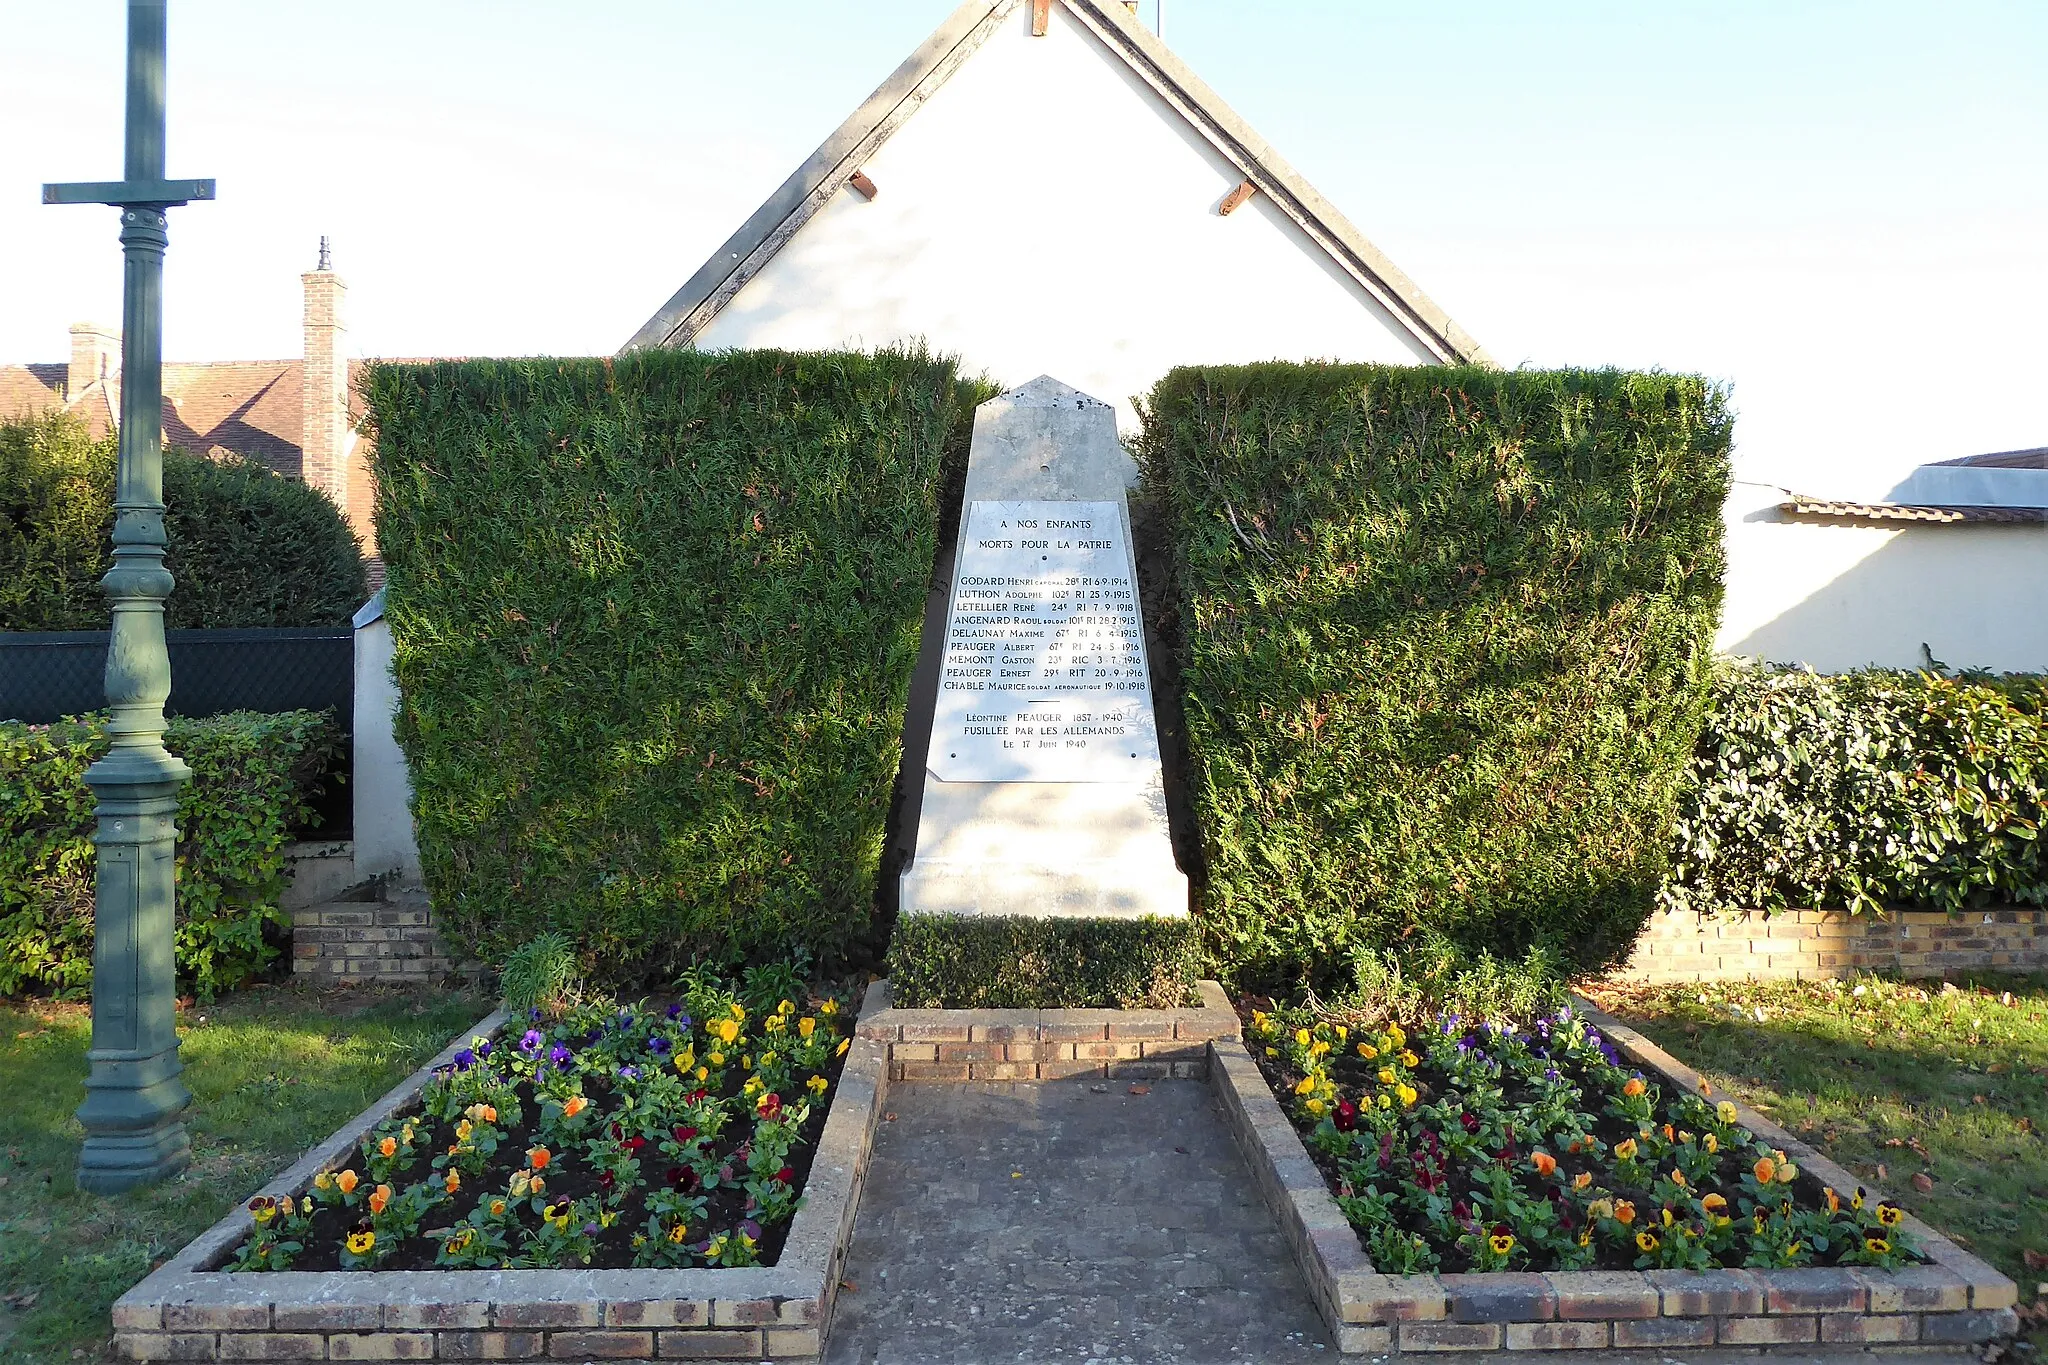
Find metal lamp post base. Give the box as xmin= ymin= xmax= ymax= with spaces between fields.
xmin=76 ymin=1088 xmax=192 ymax=1193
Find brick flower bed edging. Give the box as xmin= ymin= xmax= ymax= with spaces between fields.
xmin=1209 ymin=1001 xmax=2020 ymax=1355
xmin=852 ymin=978 xmax=1240 ymax=1081
xmin=112 ymin=1002 xmax=890 ymax=1364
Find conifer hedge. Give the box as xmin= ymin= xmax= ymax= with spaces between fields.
xmin=362 ymin=348 xmax=980 ymax=980
xmin=1143 ymin=362 xmax=1730 ymax=986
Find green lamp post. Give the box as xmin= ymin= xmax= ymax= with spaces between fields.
xmin=43 ymin=0 xmax=215 ymax=1194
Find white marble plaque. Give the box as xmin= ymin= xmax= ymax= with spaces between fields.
xmin=931 ymin=499 xmax=1160 ymax=782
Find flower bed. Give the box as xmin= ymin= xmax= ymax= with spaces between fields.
xmin=230 ymin=995 xmax=852 ymax=1273
xmin=1246 ymin=1004 xmax=1919 ymax=1277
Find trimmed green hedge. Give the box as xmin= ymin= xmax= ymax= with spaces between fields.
xmin=0 ymin=710 xmax=342 ymax=997
xmin=363 ymin=348 xmax=984 ymax=980
xmin=0 ymin=411 xmax=367 ymax=629
xmin=1665 ymin=663 xmax=2048 ymax=915
xmin=885 ymin=914 xmax=1201 ymax=1009
xmin=1144 ymin=362 xmax=1730 ymax=987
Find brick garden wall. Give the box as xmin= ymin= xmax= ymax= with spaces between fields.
xmin=1619 ymin=908 xmax=2048 ymax=984
xmin=291 ymin=887 xmax=452 ymax=982
xmin=854 ymin=979 xmax=1240 ymax=1082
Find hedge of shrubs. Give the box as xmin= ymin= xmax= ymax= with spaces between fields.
xmin=1665 ymin=663 xmax=2048 ymax=916
xmin=0 ymin=411 xmax=367 ymax=630
xmin=0 ymin=710 xmax=342 ymax=996
xmin=885 ymin=914 xmax=1201 ymax=1009
xmin=1143 ymin=362 xmax=1730 ymax=987
xmin=362 ymin=348 xmax=985 ymax=982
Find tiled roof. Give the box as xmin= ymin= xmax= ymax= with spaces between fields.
xmin=0 ymin=356 xmax=428 ymax=480
xmin=1933 ymin=446 xmax=2048 ymax=470
xmin=1781 ymin=498 xmax=2048 ymax=525
xmin=163 ymin=360 xmax=303 ymax=477
xmin=0 ymin=364 xmax=67 ymax=421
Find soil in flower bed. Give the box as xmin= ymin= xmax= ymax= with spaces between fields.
xmin=1244 ymin=1000 xmax=1927 ymax=1276
xmin=229 ymin=992 xmax=854 ymax=1272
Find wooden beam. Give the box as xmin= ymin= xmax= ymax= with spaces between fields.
xmin=1031 ymin=0 xmax=1050 ymax=36
xmin=848 ymin=170 xmax=878 ymax=200
xmin=1218 ymin=178 xmax=1257 ymax=216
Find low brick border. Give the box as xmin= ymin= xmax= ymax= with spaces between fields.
xmin=1210 ymin=1000 xmax=2021 ymax=1354
xmin=852 ymin=978 xmax=1241 ymax=1081
xmin=1622 ymin=906 xmax=2048 ymax=984
xmin=113 ymin=1001 xmax=890 ymax=1364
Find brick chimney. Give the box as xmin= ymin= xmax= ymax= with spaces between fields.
xmin=68 ymin=321 xmax=119 ymax=399
xmin=301 ymin=236 xmax=349 ymax=506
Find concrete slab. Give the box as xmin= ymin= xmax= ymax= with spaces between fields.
xmin=823 ymin=1078 xmax=1330 ymax=1364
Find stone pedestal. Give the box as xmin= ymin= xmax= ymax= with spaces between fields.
xmin=899 ymin=376 xmax=1187 ymax=920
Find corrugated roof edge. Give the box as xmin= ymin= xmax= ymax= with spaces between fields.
xmin=1931 ymin=446 xmax=2048 ymax=469
xmin=1781 ymin=498 xmax=2048 ymax=525
xmin=619 ymin=0 xmax=1489 ymax=368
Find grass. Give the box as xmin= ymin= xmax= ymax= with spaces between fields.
xmin=0 ymin=983 xmax=486 ymax=1365
xmin=1584 ymin=972 xmax=2048 ymax=1339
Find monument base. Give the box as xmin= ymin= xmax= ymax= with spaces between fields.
xmin=900 ymin=857 xmax=1186 ymax=921
xmin=899 ymin=776 xmax=1188 ymax=920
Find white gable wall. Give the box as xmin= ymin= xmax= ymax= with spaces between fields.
xmin=1718 ymin=482 xmax=2048 ymax=673
xmin=695 ymin=3 xmax=1436 ymax=425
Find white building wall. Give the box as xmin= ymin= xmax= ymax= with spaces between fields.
xmin=695 ymin=2 xmax=1434 ymax=427
xmin=351 ymin=594 xmax=423 ymax=887
xmin=1719 ymin=482 xmax=2048 ymax=674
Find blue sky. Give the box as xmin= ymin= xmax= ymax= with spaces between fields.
xmin=3 ymin=2 xmax=2042 ymax=495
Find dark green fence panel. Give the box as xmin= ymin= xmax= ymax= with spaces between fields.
xmin=0 ymin=628 xmax=352 ymax=730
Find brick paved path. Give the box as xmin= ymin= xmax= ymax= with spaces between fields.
xmin=823 ymin=1078 xmax=1333 ymax=1365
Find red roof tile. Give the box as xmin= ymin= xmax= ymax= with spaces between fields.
xmin=0 ymin=364 xmax=66 ymax=420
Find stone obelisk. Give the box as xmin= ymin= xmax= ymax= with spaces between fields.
xmin=900 ymin=377 xmax=1186 ymax=920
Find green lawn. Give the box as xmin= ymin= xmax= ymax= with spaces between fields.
xmin=1586 ymin=972 xmax=2047 ymax=1339
xmin=0 ymin=984 xmax=486 ymax=1365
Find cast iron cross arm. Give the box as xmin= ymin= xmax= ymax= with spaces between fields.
xmin=42 ymin=0 xmax=215 ymax=1195
xmin=42 ymin=179 xmax=215 ymax=206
